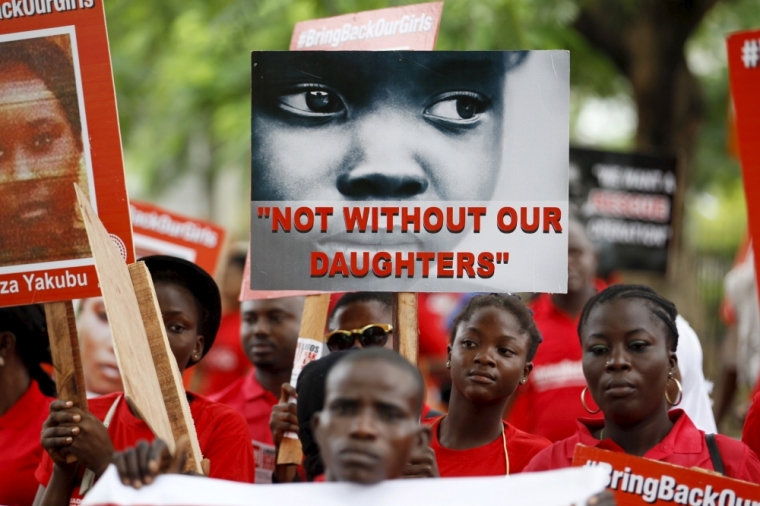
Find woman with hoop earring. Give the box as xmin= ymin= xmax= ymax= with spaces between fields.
xmin=524 ymin=285 xmax=760 ymax=482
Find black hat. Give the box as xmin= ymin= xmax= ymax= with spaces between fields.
xmin=141 ymin=255 xmax=221 ymax=359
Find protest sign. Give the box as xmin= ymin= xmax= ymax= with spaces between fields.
xmin=250 ymin=50 xmax=569 ymax=292
xmin=0 ymin=0 xmax=133 ymax=307
xmin=728 ymin=29 xmax=760 ymax=303
xmin=130 ymin=200 xmax=226 ymax=277
xmin=572 ymin=445 xmax=760 ymax=506
xmin=569 ymin=148 xmax=679 ymax=275
xmin=290 ymin=2 xmax=442 ymax=51
xmin=76 ymin=185 xmax=203 ymax=473
xmin=84 ymin=464 xmax=608 ymax=506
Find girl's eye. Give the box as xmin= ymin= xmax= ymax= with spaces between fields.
xmin=499 ymin=348 xmax=515 ymax=357
xmin=278 ymin=89 xmax=345 ymax=115
xmin=629 ymin=341 xmax=648 ymax=351
xmin=462 ymin=339 xmax=476 ymax=348
xmin=589 ymin=345 xmax=608 ymax=356
xmin=424 ymin=92 xmax=489 ymax=122
xmin=29 ymin=132 xmax=55 ymax=153
xmin=168 ymin=324 xmax=185 ymax=333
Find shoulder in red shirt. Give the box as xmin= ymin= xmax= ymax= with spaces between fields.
xmin=36 ymin=391 xmax=254 ymax=504
xmin=425 ymin=416 xmax=551 ymax=477
xmin=524 ymin=410 xmax=760 ymax=483
xmin=0 ymin=380 xmax=53 ymax=506
xmin=743 ymin=390 xmax=760 ymax=460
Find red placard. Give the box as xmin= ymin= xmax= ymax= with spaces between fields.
xmin=728 ymin=29 xmax=760 ymax=307
xmin=290 ymin=2 xmax=442 ymax=51
xmin=130 ymin=200 xmax=226 ymax=277
xmin=572 ymin=445 xmax=760 ymax=506
xmin=0 ymin=0 xmax=133 ymax=307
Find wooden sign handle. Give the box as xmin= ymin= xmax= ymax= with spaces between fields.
xmin=44 ymin=300 xmax=88 ymax=464
xmin=277 ymin=293 xmax=331 ymax=466
xmin=393 ymin=292 xmax=419 ymax=365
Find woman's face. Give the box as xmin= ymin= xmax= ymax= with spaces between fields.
xmin=79 ymin=297 xmax=122 ymax=395
xmin=0 ymin=63 xmax=81 ymax=230
xmin=251 ymin=52 xmax=507 ymax=203
xmin=581 ymin=298 xmax=677 ymax=427
xmin=448 ymin=306 xmax=532 ymax=404
xmin=154 ymin=281 xmax=204 ymax=374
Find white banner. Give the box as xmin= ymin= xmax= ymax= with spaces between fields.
xmin=84 ymin=466 xmax=608 ymax=506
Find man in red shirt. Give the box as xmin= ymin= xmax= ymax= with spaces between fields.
xmin=210 ymin=296 xmax=304 ymax=483
xmin=507 ymin=220 xmax=604 ymax=441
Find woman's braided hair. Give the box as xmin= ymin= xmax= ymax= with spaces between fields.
xmin=577 ymin=284 xmax=679 ymax=351
xmin=450 ymin=293 xmax=542 ymax=361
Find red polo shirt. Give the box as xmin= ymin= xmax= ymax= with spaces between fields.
xmin=0 ymin=380 xmax=52 ymax=506
xmin=36 ymin=391 xmax=254 ymax=504
xmin=210 ymin=369 xmax=278 ymax=483
xmin=743 ymin=391 xmax=760 ymax=459
xmin=524 ymin=410 xmax=760 ymax=482
xmin=507 ymin=285 xmax=605 ymax=442
xmin=426 ymin=417 xmax=551 ymax=477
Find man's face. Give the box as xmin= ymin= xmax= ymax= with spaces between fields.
xmin=314 ymin=360 xmax=425 ymax=484
xmin=252 ymin=52 xmax=507 ymax=203
xmin=567 ymin=221 xmax=597 ymax=294
xmin=329 ymin=300 xmax=394 ymax=350
xmin=240 ymin=297 xmax=304 ymax=370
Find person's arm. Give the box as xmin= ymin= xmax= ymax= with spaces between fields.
xmin=269 ymin=383 xmax=300 ymax=483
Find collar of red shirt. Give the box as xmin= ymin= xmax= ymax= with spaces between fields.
xmin=565 ymin=409 xmax=703 ymax=459
xmin=243 ymin=369 xmax=278 ymax=403
xmin=0 ymin=380 xmax=46 ymax=430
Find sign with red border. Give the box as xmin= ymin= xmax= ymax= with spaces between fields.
xmin=0 ymin=0 xmax=133 ymax=307
xmin=290 ymin=2 xmax=443 ymax=51
xmin=728 ymin=29 xmax=760 ymax=307
xmin=572 ymin=445 xmax=760 ymax=506
xmin=130 ymin=200 xmax=226 ymax=277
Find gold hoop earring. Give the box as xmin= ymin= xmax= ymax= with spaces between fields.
xmin=665 ymin=377 xmax=683 ymax=406
xmin=581 ymin=386 xmax=600 ymax=414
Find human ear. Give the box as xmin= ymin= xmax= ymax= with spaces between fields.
xmin=521 ymin=361 xmax=534 ymax=384
xmin=446 ymin=344 xmax=452 ymax=368
xmin=189 ymin=335 xmax=205 ymax=366
xmin=668 ymin=351 xmax=678 ymax=377
xmin=0 ymin=331 xmax=16 ymax=359
xmin=311 ymin=412 xmax=324 ymax=448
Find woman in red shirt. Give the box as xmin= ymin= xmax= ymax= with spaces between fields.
xmin=525 ymin=285 xmax=760 ymax=482
xmin=427 ymin=293 xmax=551 ymax=477
xmin=35 ymin=256 xmax=254 ymax=506
xmin=0 ymin=305 xmax=56 ymax=506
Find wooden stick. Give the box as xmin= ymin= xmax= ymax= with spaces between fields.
xmin=393 ymin=292 xmax=419 ymax=365
xmin=44 ymin=300 xmax=88 ymax=464
xmin=129 ymin=262 xmax=203 ymax=473
xmin=74 ymin=184 xmax=202 ymax=473
xmin=277 ymin=293 xmax=331 ymax=466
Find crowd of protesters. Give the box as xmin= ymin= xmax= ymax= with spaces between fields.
xmin=1 ymin=224 xmax=760 ymax=506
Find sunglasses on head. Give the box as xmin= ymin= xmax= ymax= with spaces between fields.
xmin=325 ymin=323 xmax=393 ymax=352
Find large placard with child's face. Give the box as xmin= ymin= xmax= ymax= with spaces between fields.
xmin=250 ymin=51 xmax=569 ymax=292
xmin=0 ymin=2 xmax=134 ymax=307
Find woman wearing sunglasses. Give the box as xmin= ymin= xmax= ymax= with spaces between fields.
xmin=325 ymin=292 xmax=394 ymax=351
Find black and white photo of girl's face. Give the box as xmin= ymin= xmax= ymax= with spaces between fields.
xmin=251 ymin=52 xmax=520 ymax=202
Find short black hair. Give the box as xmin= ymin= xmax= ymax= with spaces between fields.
xmin=329 ymin=292 xmax=392 ymax=327
xmin=577 ymin=284 xmax=679 ymax=352
xmin=0 ymin=305 xmax=56 ymax=397
xmin=328 ymin=347 xmax=425 ymax=417
xmin=450 ymin=293 xmax=542 ymax=361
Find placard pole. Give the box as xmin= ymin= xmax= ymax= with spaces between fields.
xmin=44 ymin=300 xmax=88 ymax=464
xmin=277 ymin=293 xmax=331 ymax=466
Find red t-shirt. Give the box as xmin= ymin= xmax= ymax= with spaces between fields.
xmin=210 ymin=369 xmax=278 ymax=483
xmin=743 ymin=390 xmax=760 ymax=459
xmin=36 ymin=391 xmax=254 ymax=503
xmin=524 ymin=410 xmax=760 ymax=482
xmin=185 ymin=311 xmax=250 ymax=396
xmin=507 ymin=286 xmax=604 ymax=442
xmin=0 ymin=381 xmax=53 ymax=506
xmin=425 ymin=416 xmax=551 ymax=477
